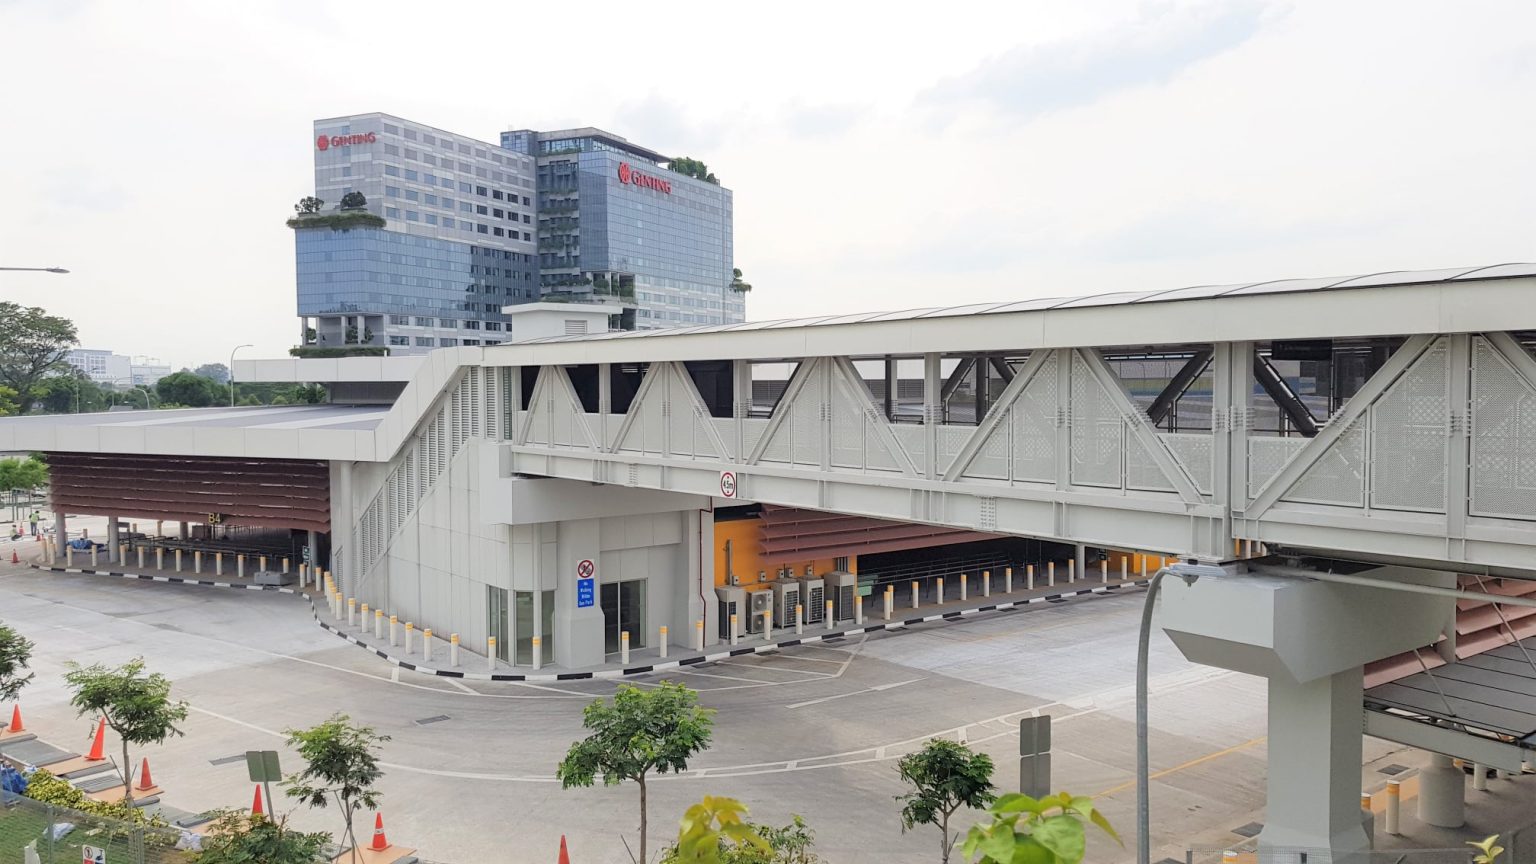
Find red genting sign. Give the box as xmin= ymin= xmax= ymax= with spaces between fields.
xmin=316 ymin=132 xmax=377 ymax=151
xmin=617 ymin=162 xmax=672 ymax=194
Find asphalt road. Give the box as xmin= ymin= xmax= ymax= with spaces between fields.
xmin=0 ymin=547 xmax=1351 ymax=864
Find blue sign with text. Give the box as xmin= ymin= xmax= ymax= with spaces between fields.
xmin=576 ymin=578 xmax=595 ymax=608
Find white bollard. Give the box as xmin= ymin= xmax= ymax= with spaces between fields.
xmin=389 ymin=615 xmax=398 ymax=647
xmin=884 ymin=588 xmax=894 ymax=620
xmin=67 ymin=547 xmax=74 ymax=567
xmin=137 ymin=547 xmax=145 ymax=569
xmin=487 ymin=636 xmax=496 ymax=670
xmin=937 ymin=576 xmax=945 ymax=604
xmin=118 ymin=543 xmax=127 ymax=565
xmin=911 ymin=581 xmax=920 ymax=609
xmin=258 ymin=555 xmax=268 ymax=573
xmin=983 ymin=570 xmax=991 ymax=598
xmin=281 ymin=557 xmax=290 ymax=574
xmin=960 ymin=573 xmax=967 ymax=602
xmin=1140 ymin=556 xmax=1148 ymax=579
xmin=1067 ymin=559 xmax=1075 ymax=583
xmin=423 ymin=628 xmax=433 ymax=662
xmin=237 ymin=554 xmax=245 ymax=579
xmin=347 ymin=598 xmax=356 ymax=626
xmin=730 ymin=614 xmax=739 ymax=646
xmin=1101 ymin=560 xmax=1108 ymax=584
xmin=695 ymin=619 xmax=705 ymax=651
xmin=91 ymin=547 xmax=99 ymax=568
xmin=374 ymin=610 xmax=384 ymax=639
xmin=1047 ymin=562 xmax=1056 ymax=587
xmin=1027 ymin=564 xmax=1035 ymax=590
xmin=762 ymin=609 xmax=772 ymax=640
xmin=659 ymin=626 xmax=668 ymax=659
xmin=533 ymin=635 xmax=542 ymax=670
xmin=1006 ymin=566 xmax=1014 ymax=593
xmin=359 ymin=603 xmax=369 ymax=630
xmin=450 ymin=633 xmax=460 ymax=667
xmin=825 ymin=598 xmax=835 ymax=628
xmin=795 ymin=604 xmax=803 ymax=635
xmin=155 ymin=548 xmax=163 ymax=570
xmin=1385 ymin=779 xmax=1401 ymax=834
xmin=194 ymin=550 xmax=202 ymax=574
xmin=1473 ymin=763 xmax=1488 ymax=792
xmin=621 ymin=631 xmax=630 ymax=664
xmin=404 ymin=622 xmax=414 ymax=655
xmin=1121 ymin=558 xmax=1128 ymax=581
xmin=855 ymin=595 xmax=863 ymax=625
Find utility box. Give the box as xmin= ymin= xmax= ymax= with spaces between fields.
xmin=252 ymin=569 xmax=295 ymax=587
xmin=797 ymin=576 xmax=826 ymax=623
xmin=716 ymin=586 xmax=745 ymax=640
xmin=827 ymin=571 xmax=858 ymax=622
xmin=747 ymin=588 xmax=772 ymax=634
xmin=770 ymin=580 xmax=801 ymax=626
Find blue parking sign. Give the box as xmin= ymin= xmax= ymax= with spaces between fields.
xmin=577 ymin=578 xmax=595 ymax=608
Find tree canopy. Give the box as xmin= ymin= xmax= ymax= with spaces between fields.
xmin=0 ymin=621 xmax=35 ymax=702
xmin=63 ymin=657 xmax=189 ymax=807
xmin=194 ymin=362 xmax=230 ymax=383
xmin=340 ymin=191 xmax=367 ymax=210
xmin=670 ymin=156 xmax=719 ymax=184
xmin=730 ymin=267 xmax=752 ymax=294
xmin=0 ymin=301 xmax=78 ymax=414
xmin=896 ymin=738 xmax=996 ymax=864
xmin=156 ymin=371 xmax=226 ymax=407
xmin=285 ymin=713 xmax=390 ymax=858
xmin=0 ymin=455 xmax=48 ymax=493
xmin=295 ymin=196 xmax=325 ymax=214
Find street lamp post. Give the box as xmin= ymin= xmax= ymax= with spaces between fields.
xmin=0 ymin=266 xmax=68 ymax=273
xmin=229 ymin=344 xmax=254 ymax=407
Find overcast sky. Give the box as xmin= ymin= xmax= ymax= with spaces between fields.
xmin=1 ymin=0 xmax=1532 ymax=369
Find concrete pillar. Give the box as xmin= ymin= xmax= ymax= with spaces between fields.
xmin=106 ymin=517 xmax=119 ymax=563
xmin=1259 ymin=667 xmax=1371 ymax=858
xmin=1417 ymin=753 xmax=1466 ymax=828
xmin=179 ymin=522 xmax=188 ymax=540
xmin=1074 ymin=544 xmax=1087 ymax=583
xmin=307 ymin=531 xmax=319 ymax=579
xmin=54 ymin=511 xmax=66 ymax=561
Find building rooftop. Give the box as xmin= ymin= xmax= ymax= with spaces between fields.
xmin=0 ymin=405 xmax=386 ymax=461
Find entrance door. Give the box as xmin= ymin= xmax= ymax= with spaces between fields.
xmin=600 ymin=580 xmax=648 ymax=655
xmin=487 ymin=586 xmax=509 ymax=662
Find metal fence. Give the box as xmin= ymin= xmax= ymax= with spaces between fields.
xmin=0 ymin=793 xmax=193 ymax=864
xmin=1187 ymin=846 xmax=1476 ymax=864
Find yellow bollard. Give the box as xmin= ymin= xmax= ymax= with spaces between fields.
xmin=423 ymin=628 xmax=433 ymax=662
xmin=983 ymin=570 xmax=991 ymax=598
xmin=912 ymin=580 xmax=920 ymax=609
xmin=960 ymin=573 xmax=967 ymax=602
xmin=795 ymin=604 xmax=803 ymax=635
xmin=404 ymin=622 xmax=414 ymax=654
xmin=532 ymin=635 xmax=542 ymax=670
xmin=937 ymin=576 xmax=945 ymax=604
xmin=730 ymin=613 xmax=739 ymax=645
xmin=360 ymin=603 xmax=370 ymax=630
xmin=488 ymin=636 xmax=497 ymax=670
xmin=659 ymin=625 xmax=669 ymax=659
xmin=450 ymin=632 xmax=460 ymax=667
xmin=389 ymin=615 xmax=398 ymax=647
xmin=884 ymin=586 xmax=894 ymax=620
xmin=695 ymin=619 xmax=704 ymax=651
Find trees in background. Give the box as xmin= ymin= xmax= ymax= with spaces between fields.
xmin=0 ymin=455 xmax=47 ymax=497
xmin=0 ymin=301 xmax=78 ymax=414
xmin=730 ymin=268 xmax=752 ymax=294
xmin=156 ymin=371 xmax=225 ymax=407
xmin=194 ymin=362 xmax=230 ymax=383
xmin=0 ymin=621 xmax=35 ymax=703
xmin=669 ymin=156 xmax=719 ymax=184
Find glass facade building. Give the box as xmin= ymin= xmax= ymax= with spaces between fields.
xmin=300 ymin=113 xmax=539 ymax=352
xmin=298 ymin=114 xmax=741 ymax=352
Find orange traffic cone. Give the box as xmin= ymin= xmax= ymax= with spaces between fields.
xmin=251 ymin=784 xmax=265 ymax=816
xmin=558 ymin=834 xmax=571 ymax=864
xmin=136 ymin=757 xmax=154 ymax=791
xmin=9 ymin=550 xmax=17 ymax=564
xmin=370 ymin=812 xmax=388 ymax=850
xmin=85 ymin=717 xmax=106 ymax=761
xmin=7 ymin=705 xmax=23 ymax=733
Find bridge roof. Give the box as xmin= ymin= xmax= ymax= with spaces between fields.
xmin=493 ymin=262 xmax=1536 ymax=361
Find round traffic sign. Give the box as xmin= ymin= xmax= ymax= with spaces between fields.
xmin=577 ymin=558 xmax=595 ymax=578
xmin=719 ymin=471 xmax=737 ymax=498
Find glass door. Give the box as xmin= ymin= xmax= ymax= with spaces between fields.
xmin=601 ymin=580 xmax=648 ymax=655
xmin=514 ymin=590 xmax=534 ymax=665
xmin=487 ymin=586 xmax=509 ymax=662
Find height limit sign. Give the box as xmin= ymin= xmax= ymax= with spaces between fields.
xmin=719 ymin=470 xmax=738 ymax=499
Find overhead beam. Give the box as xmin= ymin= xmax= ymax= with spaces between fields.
xmin=1253 ymin=350 xmax=1319 ymax=437
xmin=1147 ymin=349 xmax=1213 ymax=426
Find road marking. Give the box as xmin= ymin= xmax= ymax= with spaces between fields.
xmin=444 ymin=678 xmax=479 ymax=694
xmin=786 ymin=677 xmax=924 ymax=709
xmin=391 ymin=667 xmax=401 ymax=683
xmin=715 ymin=659 xmax=834 ymax=677
xmin=1094 ymin=736 xmax=1267 ymax=798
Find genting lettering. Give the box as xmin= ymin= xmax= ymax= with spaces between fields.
xmin=316 ymin=132 xmax=377 ymax=151
xmin=617 ymin=162 xmax=672 ymax=194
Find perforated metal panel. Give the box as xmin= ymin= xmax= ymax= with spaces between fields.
xmin=964 ymin=409 xmax=1010 ymax=480
xmin=937 ymin=425 xmax=973 ymax=476
xmin=1012 ymin=353 xmax=1058 ymax=483
xmin=1161 ymin=433 xmax=1213 ymax=494
xmin=741 ymin=418 xmax=770 ymax=460
xmin=1125 ymin=433 xmax=1176 ymax=492
xmin=891 ymin=425 xmax=925 ymax=473
xmin=1070 ymin=351 xmax=1123 ymax=488
xmin=1370 ymin=339 xmax=1448 ymax=512
xmin=1248 ymin=437 xmax=1307 ymax=499
xmin=829 ymin=392 xmax=866 ymax=470
xmin=790 ymin=365 xmax=824 ymax=468
xmin=1471 ymin=338 xmax=1536 ymax=519
xmin=1286 ymin=421 xmax=1367 ymax=506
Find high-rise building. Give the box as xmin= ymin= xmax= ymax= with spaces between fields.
xmin=63 ymin=350 xmax=170 ymax=388
xmin=298 ymin=113 xmax=540 ymax=353
xmin=502 ymin=127 xmax=740 ymax=329
xmin=296 ymin=113 xmax=742 ymax=354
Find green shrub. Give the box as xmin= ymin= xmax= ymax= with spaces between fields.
xmin=287 ymin=346 xmax=389 ymax=358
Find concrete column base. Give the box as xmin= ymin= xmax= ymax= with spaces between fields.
xmin=1417 ymin=753 xmax=1466 ymax=828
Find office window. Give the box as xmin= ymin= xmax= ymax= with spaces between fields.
xmin=389 ymin=336 xmax=410 ymax=346
xmin=476 ymin=185 xmax=487 ymax=196
xmin=422 ymin=134 xmax=436 ymax=146
xmin=442 ymin=197 xmax=454 ymax=208
xmin=384 ymin=143 xmax=399 ymax=156
xmin=463 ymin=339 xmax=480 ymax=346
xmin=458 ymin=160 xmax=471 ymax=171
xmin=403 ymin=128 xmax=417 ymax=140
xmin=493 ymin=208 xmax=503 ymax=218
xmin=404 ymin=169 xmax=417 ymax=181
xmin=493 ymin=227 xmax=504 ymax=237
xmin=425 ymin=214 xmax=437 ymax=225
xmin=477 ymin=224 xmax=488 ymax=234
xmin=405 ymin=210 xmax=418 ymax=221
xmin=415 ymin=337 xmax=435 ymax=347
xmin=461 ymin=220 xmax=475 ymax=230
xmin=439 ymin=338 xmax=458 ymax=347
xmin=464 ymin=320 xmax=481 ymax=330
xmin=459 ymin=181 xmax=472 ymax=193
xmin=414 ymin=317 xmax=435 ymax=327
xmin=384 ymin=165 xmax=399 ymax=177
xmin=383 ymin=123 xmax=400 ymax=135
xmin=405 ymin=190 xmax=418 ymax=202
xmin=423 ymin=154 xmax=436 ymax=167
xmin=385 ymin=186 xmax=400 ymax=197
xmin=441 ymin=177 xmax=453 ymax=188
xmin=522 ymin=196 xmax=530 ymax=206
xmin=522 ymin=214 xmax=530 ymax=224
xmin=405 ymin=148 xmax=418 ymax=161
xmin=493 ymin=190 xmax=503 ymax=200
xmin=474 ymin=148 xmax=486 ymax=158
xmin=486 ymin=321 xmax=503 ymax=331
xmin=523 ymin=231 xmax=531 ymax=241
xmin=476 ymin=205 xmax=488 ymax=215
xmin=386 ymin=207 xmax=400 ymax=217
xmin=389 ymin=314 xmax=409 ymax=325
xmin=458 ymin=143 xmax=470 ymax=155
xmin=425 ymin=194 xmax=438 ymax=206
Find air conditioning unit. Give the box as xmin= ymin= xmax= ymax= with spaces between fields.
xmin=716 ymin=586 xmax=745 ymax=640
xmin=747 ymin=588 xmax=773 ymax=634
xmin=797 ymin=575 xmax=826 ymax=623
xmin=770 ymin=580 xmax=801 ymax=626
xmin=827 ymin=571 xmax=859 ymax=622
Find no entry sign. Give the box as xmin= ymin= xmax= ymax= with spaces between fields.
xmin=576 ymin=559 xmax=595 ymax=578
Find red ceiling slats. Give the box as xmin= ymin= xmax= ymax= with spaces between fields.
xmin=756 ymin=504 xmax=999 ymax=562
xmin=46 ymin=452 xmax=330 ymax=532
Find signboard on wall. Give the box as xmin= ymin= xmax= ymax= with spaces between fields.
xmin=719 ymin=471 xmax=738 ymax=499
xmin=576 ymin=558 xmax=596 ymax=608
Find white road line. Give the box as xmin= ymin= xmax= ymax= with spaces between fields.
xmin=715 ymin=659 xmax=834 ymax=677
xmin=444 ymin=678 xmax=480 ymax=695
xmin=785 ymin=677 xmax=924 ymax=709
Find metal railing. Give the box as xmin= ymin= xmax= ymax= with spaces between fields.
xmin=0 ymin=793 xmax=195 ymax=864
xmin=1186 ymin=846 xmax=1475 ymax=864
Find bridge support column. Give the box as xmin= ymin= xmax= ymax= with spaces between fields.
xmin=1074 ymin=545 xmax=1087 ymax=585
xmin=106 ymin=516 xmax=119 ymax=564
xmin=1263 ymin=667 xmax=1370 ymax=858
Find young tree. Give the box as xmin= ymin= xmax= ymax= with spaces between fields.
xmin=0 ymin=621 xmax=35 ymax=702
xmin=62 ymin=657 xmax=189 ymax=807
xmin=0 ymin=302 xmax=79 ymax=414
xmin=961 ymin=792 xmax=1119 ymax=864
xmin=557 ymin=681 xmax=715 ymax=864
xmin=191 ymin=810 xmax=331 ymax=864
xmin=294 ymin=196 xmax=325 ymax=215
xmin=284 ymin=713 xmax=389 ymax=862
xmin=896 ymin=738 xmax=996 ymax=863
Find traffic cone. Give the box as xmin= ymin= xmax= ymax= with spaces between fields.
xmin=558 ymin=834 xmax=571 ymax=864
xmin=135 ymin=758 xmax=154 ymax=791
xmin=370 ymin=812 xmax=389 ymax=850
xmin=251 ymin=785 xmax=264 ymax=816
xmin=85 ymin=717 xmax=106 ymax=761
xmin=7 ymin=705 xmax=23 ymax=733
xmin=10 ymin=550 xmax=18 ymax=564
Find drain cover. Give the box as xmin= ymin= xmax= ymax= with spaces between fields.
xmin=1231 ymin=822 xmax=1264 ymax=838
xmin=414 ymin=715 xmax=451 ymax=726
xmin=1378 ymin=763 xmax=1409 ymax=775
